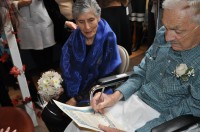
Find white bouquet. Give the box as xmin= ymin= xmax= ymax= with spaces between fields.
xmin=37 ymin=71 xmax=63 ymax=101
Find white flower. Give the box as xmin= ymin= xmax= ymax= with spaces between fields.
xmin=173 ymin=64 xmax=195 ymax=81
xmin=175 ymin=63 xmax=188 ymax=77
xmin=52 ymin=77 xmax=62 ymax=88
xmin=37 ymin=71 xmax=63 ymax=101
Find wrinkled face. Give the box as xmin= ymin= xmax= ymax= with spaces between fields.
xmin=76 ymin=11 xmax=100 ymax=41
xmin=162 ymin=9 xmax=200 ymax=51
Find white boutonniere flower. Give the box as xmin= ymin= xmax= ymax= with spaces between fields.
xmin=173 ymin=63 xmax=195 ymax=81
xmin=38 ymin=71 xmax=63 ymax=101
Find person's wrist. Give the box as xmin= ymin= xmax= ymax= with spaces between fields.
xmin=112 ymin=91 xmax=123 ymax=102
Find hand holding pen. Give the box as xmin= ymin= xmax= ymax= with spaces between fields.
xmin=93 ymin=87 xmax=105 ymax=114
xmin=91 ymin=90 xmax=123 ymax=114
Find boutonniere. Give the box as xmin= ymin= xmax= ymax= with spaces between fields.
xmin=172 ymin=63 xmax=195 ymax=81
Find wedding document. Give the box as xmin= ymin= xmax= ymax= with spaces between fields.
xmin=53 ymin=100 xmax=125 ymax=132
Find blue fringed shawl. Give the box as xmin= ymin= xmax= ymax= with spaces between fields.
xmin=60 ymin=19 xmax=121 ymax=97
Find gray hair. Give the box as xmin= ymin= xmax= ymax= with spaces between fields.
xmin=72 ymin=0 xmax=101 ymax=20
xmin=162 ymin=0 xmax=200 ymax=25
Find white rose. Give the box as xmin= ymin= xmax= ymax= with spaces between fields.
xmin=175 ymin=64 xmax=188 ymax=77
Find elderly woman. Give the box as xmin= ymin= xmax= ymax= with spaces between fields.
xmin=41 ymin=0 xmax=121 ymax=131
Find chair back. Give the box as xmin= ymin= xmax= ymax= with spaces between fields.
xmin=117 ymin=45 xmax=130 ymax=74
xmin=89 ymin=46 xmax=131 ymax=100
xmin=0 ymin=107 xmax=34 ymax=132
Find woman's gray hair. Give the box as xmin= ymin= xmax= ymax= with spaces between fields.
xmin=72 ymin=0 xmax=101 ymax=20
xmin=162 ymin=0 xmax=200 ymax=25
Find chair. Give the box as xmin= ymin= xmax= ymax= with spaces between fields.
xmin=0 ymin=107 xmax=34 ymax=132
xmin=90 ymin=45 xmax=132 ymax=100
xmin=117 ymin=45 xmax=130 ymax=74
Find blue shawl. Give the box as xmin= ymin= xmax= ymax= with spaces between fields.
xmin=60 ymin=19 xmax=121 ymax=98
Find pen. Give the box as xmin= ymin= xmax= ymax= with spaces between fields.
xmin=94 ymin=87 xmax=105 ymax=114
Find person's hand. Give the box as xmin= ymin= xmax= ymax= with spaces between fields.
xmin=98 ymin=124 xmax=124 ymax=132
xmin=54 ymin=88 xmax=64 ymax=100
xmin=91 ymin=91 xmax=122 ymax=114
xmin=18 ymin=0 xmax=32 ymax=9
xmin=0 ymin=127 xmax=17 ymax=132
xmin=65 ymin=97 xmax=77 ymax=106
xmin=65 ymin=21 xmax=77 ymax=30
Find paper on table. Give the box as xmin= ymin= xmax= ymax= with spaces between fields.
xmin=53 ymin=100 xmax=125 ymax=132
